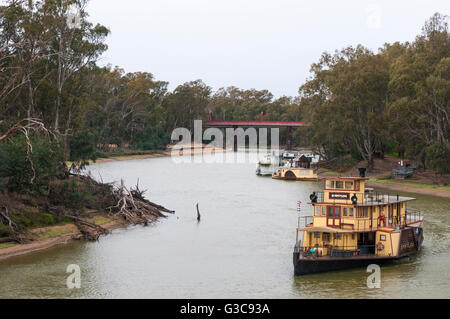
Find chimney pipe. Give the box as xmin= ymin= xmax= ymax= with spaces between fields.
xmin=358 ymin=167 xmax=367 ymax=178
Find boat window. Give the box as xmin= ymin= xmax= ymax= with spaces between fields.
xmin=357 ymin=207 xmax=364 ymax=218
xmin=335 ymin=208 xmax=341 ymax=218
xmin=314 ymin=232 xmax=321 ymax=239
xmin=336 ymin=181 xmax=344 ymax=189
xmin=349 ymin=208 xmax=354 ymax=217
xmin=327 ymin=207 xmax=333 ymax=217
xmin=345 ymin=181 xmax=354 ymax=189
xmin=358 ymin=207 xmax=368 ymax=218
xmin=326 ymin=180 xmax=335 ymax=189
xmin=355 ymin=181 xmax=360 ymax=191
xmin=343 ymin=208 xmax=348 ymax=217
xmin=320 ymin=206 xmax=326 ymax=216
xmin=323 ymin=233 xmax=331 ymax=242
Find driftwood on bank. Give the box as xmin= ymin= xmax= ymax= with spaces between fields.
xmin=65 ymin=215 xmax=110 ymax=241
xmin=65 ymin=179 xmax=175 ymax=241
xmin=0 ymin=206 xmax=28 ymax=244
xmin=108 ymin=180 xmax=175 ymax=226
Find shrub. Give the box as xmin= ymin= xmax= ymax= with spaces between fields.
xmin=0 ymin=134 xmax=65 ymax=195
xmin=69 ymin=131 xmax=98 ymax=170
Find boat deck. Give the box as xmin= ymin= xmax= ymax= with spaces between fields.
xmin=298 ymin=255 xmax=395 ymax=262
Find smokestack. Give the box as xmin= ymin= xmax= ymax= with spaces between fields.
xmin=358 ymin=167 xmax=367 ymax=178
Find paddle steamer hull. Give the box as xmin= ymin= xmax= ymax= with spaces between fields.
xmin=293 ymin=231 xmax=423 ymax=276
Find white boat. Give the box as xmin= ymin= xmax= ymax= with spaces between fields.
xmin=256 ymin=154 xmax=278 ymax=176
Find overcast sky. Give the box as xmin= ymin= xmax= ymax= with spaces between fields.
xmin=86 ymin=0 xmax=450 ymax=97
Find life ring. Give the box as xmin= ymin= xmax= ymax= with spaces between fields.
xmin=376 ymin=242 xmax=385 ymax=251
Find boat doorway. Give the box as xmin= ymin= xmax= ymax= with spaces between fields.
xmin=327 ymin=207 xmax=341 ymax=228
xmin=358 ymin=232 xmax=376 ymax=255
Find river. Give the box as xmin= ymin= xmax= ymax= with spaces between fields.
xmin=0 ymin=152 xmax=449 ymax=298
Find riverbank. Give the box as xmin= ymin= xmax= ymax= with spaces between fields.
xmin=319 ymin=156 xmax=450 ymax=199
xmin=0 ymin=171 xmax=174 ymax=262
xmin=366 ymin=179 xmax=450 ymax=198
xmin=72 ymin=145 xmax=228 ymax=165
xmin=0 ymin=213 xmax=128 ymax=261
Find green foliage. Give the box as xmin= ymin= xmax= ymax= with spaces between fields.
xmin=133 ymin=126 xmax=170 ymax=150
xmin=48 ymin=179 xmax=91 ymax=211
xmin=0 ymin=134 xmax=65 ymax=195
xmin=11 ymin=210 xmax=59 ymax=230
xmin=48 ymin=177 xmax=113 ymax=212
xmin=69 ymin=131 xmax=98 ymax=169
xmin=425 ymin=143 xmax=450 ymax=174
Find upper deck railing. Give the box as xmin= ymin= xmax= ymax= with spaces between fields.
xmin=297 ymin=210 xmax=422 ymax=233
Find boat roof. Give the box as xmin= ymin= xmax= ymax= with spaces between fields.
xmin=321 ymin=176 xmax=368 ymax=181
xmin=356 ymin=195 xmax=416 ymax=206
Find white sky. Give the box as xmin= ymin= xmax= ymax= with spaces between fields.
xmin=87 ymin=0 xmax=450 ymax=97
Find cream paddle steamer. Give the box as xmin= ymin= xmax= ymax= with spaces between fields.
xmin=272 ymin=155 xmax=319 ymax=181
xmin=293 ymin=172 xmax=424 ymax=275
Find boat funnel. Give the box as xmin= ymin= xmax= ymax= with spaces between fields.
xmin=358 ymin=167 xmax=367 ymax=178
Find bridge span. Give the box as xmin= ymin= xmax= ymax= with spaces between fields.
xmin=206 ymin=113 xmax=310 ymax=151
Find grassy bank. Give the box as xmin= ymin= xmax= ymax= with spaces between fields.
xmin=367 ymin=178 xmax=450 ymax=190
xmin=318 ymin=156 xmax=450 ymax=199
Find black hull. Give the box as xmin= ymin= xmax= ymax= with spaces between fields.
xmin=293 ymin=255 xmax=397 ymax=276
xmin=294 ymin=227 xmax=424 ymax=276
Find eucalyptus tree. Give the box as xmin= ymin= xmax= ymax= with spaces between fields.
xmin=387 ymin=13 xmax=450 ymax=170
xmin=299 ymin=46 xmax=390 ymax=170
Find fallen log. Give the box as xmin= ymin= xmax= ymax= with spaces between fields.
xmin=65 ymin=215 xmax=110 ymax=241
xmin=0 ymin=206 xmax=31 ymax=244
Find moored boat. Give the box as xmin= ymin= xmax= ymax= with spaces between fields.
xmin=272 ymin=154 xmax=319 ymax=181
xmin=256 ymin=154 xmax=278 ymax=176
xmin=293 ymin=173 xmax=424 ymax=275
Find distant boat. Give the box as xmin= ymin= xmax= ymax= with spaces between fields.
xmin=282 ymin=152 xmax=297 ymax=160
xmin=256 ymin=154 xmax=276 ymax=176
xmin=272 ymin=154 xmax=319 ymax=181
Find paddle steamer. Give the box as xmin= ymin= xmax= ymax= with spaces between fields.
xmin=293 ymin=173 xmax=424 ymax=275
xmin=273 ymin=155 xmax=318 ymax=181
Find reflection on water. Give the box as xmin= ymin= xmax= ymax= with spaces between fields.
xmin=0 ymin=153 xmax=449 ymax=298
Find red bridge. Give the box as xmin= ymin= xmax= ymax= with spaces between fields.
xmin=207 ymin=112 xmax=310 ymax=151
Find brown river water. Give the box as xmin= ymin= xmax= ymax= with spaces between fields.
xmin=0 ymin=153 xmax=449 ymax=298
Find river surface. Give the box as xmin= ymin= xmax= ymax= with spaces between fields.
xmin=0 ymin=152 xmax=449 ymax=298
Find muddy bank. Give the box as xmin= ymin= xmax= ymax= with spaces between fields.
xmin=0 ymin=214 xmax=128 ymax=261
xmin=88 ymin=146 xmax=228 ymax=164
xmin=366 ymin=181 xmax=450 ymax=199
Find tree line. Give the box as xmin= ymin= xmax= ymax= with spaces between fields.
xmin=1 ymin=0 xmax=449 ymax=185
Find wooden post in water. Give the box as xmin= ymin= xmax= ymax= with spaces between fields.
xmin=196 ymin=203 xmax=201 ymax=222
